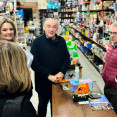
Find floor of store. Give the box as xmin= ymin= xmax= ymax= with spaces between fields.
xmin=30 ymin=47 xmax=105 ymax=117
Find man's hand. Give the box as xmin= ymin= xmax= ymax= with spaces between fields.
xmin=55 ymin=72 xmax=64 ymax=79
xmin=48 ymin=75 xmax=59 ymax=83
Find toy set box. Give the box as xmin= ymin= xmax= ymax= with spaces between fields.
xmin=69 ymin=78 xmax=93 ymax=94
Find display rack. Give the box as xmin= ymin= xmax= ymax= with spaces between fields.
xmin=68 ymin=0 xmax=116 ymax=73
xmin=15 ymin=11 xmax=26 ymax=48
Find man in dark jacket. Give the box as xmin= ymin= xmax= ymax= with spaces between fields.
xmin=31 ymin=18 xmax=70 ymax=117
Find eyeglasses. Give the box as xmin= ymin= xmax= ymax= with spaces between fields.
xmin=109 ymin=32 xmax=117 ymax=35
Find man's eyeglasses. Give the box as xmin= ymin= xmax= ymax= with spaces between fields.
xmin=109 ymin=32 xmax=117 ymax=35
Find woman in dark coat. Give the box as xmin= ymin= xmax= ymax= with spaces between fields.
xmin=0 ymin=41 xmax=37 ymax=117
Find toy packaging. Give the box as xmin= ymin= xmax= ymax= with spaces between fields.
xmin=89 ymin=95 xmax=113 ymax=111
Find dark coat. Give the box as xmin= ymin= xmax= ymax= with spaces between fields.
xmin=0 ymin=91 xmax=37 ymax=117
xmin=31 ymin=33 xmax=70 ymax=95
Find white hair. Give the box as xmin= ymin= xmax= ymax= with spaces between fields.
xmin=110 ymin=22 xmax=117 ymax=29
xmin=43 ymin=18 xmax=59 ymax=27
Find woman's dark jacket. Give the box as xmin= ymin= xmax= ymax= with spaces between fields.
xmin=0 ymin=90 xmax=37 ymax=117
xmin=31 ymin=33 xmax=70 ymax=95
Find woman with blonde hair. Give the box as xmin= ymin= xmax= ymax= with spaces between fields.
xmin=0 ymin=41 xmax=37 ymax=117
xmin=0 ymin=16 xmax=17 ymax=41
xmin=0 ymin=16 xmax=33 ymax=68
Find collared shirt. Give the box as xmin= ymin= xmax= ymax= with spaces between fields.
xmin=111 ymin=43 xmax=117 ymax=48
xmin=46 ymin=35 xmax=56 ymax=40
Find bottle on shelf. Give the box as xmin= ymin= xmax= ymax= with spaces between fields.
xmin=75 ymin=66 xmax=79 ymax=83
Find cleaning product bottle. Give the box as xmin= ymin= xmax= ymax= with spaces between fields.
xmin=75 ymin=66 xmax=79 ymax=83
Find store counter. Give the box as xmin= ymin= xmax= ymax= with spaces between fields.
xmin=52 ymin=82 xmax=117 ymax=117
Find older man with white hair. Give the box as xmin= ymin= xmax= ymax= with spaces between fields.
xmin=31 ymin=18 xmax=70 ymax=117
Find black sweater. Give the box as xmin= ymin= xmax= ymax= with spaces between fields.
xmin=31 ymin=33 xmax=70 ymax=95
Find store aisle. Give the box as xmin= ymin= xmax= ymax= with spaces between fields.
xmin=78 ymin=49 xmax=105 ymax=93
xmin=30 ymin=48 xmax=105 ymax=117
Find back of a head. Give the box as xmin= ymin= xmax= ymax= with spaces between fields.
xmin=0 ymin=16 xmax=17 ymax=42
xmin=0 ymin=41 xmax=31 ymax=93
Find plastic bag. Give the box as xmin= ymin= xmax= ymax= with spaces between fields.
xmin=24 ymin=49 xmax=33 ymax=68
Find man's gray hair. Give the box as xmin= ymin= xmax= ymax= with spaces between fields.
xmin=43 ymin=18 xmax=59 ymax=27
xmin=110 ymin=22 xmax=117 ymax=29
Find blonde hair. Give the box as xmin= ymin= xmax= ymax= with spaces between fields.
xmin=0 ymin=41 xmax=31 ymax=93
xmin=0 ymin=16 xmax=17 ymax=42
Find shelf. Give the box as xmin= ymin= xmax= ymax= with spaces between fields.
xmin=61 ymin=6 xmax=71 ymax=9
xmin=60 ymin=16 xmax=75 ymax=19
xmin=93 ymin=53 xmax=105 ymax=63
xmin=70 ymin=31 xmax=84 ymax=44
xmin=80 ymin=24 xmax=89 ymax=28
xmin=102 ymin=0 xmax=115 ymax=1
xmin=46 ymin=11 xmax=54 ymax=13
xmin=60 ymin=11 xmax=76 ymax=13
xmin=60 ymin=22 xmax=74 ymax=23
xmin=69 ymin=31 xmax=80 ymax=40
xmin=78 ymin=47 xmax=101 ymax=73
xmin=84 ymin=1 xmax=90 ymax=4
xmin=90 ymin=9 xmax=114 ymax=12
xmin=70 ymin=31 xmax=105 ymax=65
xmin=69 ymin=31 xmax=75 ymax=38
xmin=70 ymin=27 xmax=106 ymax=51
xmin=79 ymin=9 xmax=114 ymax=12
xmin=104 ymin=32 xmax=110 ymax=35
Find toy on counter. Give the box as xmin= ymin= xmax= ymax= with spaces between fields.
xmin=57 ymin=77 xmax=70 ymax=90
xmin=73 ymin=94 xmax=89 ymax=102
xmin=76 ymin=83 xmax=91 ymax=94
xmin=69 ymin=78 xmax=93 ymax=94
xmin=57 ymin=77 xmax=69 ymax=83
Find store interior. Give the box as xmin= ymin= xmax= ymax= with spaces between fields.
xmin=0 ymin=0 xmax=117 ymax=116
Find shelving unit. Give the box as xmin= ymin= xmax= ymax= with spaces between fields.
xmin=69 ymin=29 xmax=104 ymax=73
xmin=15 ymin=13 xmax=26 ymax=48
xmin=70 ymin=26 xmax=106 ymax=51
xmin=65 ymin=0 xmax=117 ymax=73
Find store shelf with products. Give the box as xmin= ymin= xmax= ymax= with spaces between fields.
xmin=60 ymin=11 xmax=76 ymax=13
xmin=78 ymin=46 xmax=102 ymax=73
xmin=0 ymin=1 xmax=14 ymax=17
xmin=16 ymin=22 xmax=26 ymax=48
xmin=70 ymin=26 xmax=106 ymax=51
xmin=79 ymin=9 xmax=114 ymax=12
xmin=60 ymin=16 xmax=75 ymax=18
xmin=15 ymin=11 xmax=27 ymax=48
xmin=38 ymin=9 xmax=76 ymax=26
xmin=66 ymin=0 xmax=117 ymax=73
xmin=0 ymin=1 xmax=27 ymax=48
xmin=69 ymin=29 xmax=105 ymax=73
